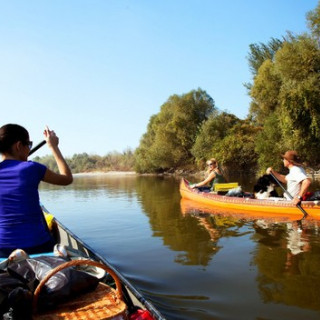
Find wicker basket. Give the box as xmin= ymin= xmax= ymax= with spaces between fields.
xmin=33 ymin=259 xmax=127 ymax=320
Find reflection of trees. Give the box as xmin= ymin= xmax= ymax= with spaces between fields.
xmin=136 ymin=176 xmax=250 ymax=266
xmin=135 ymin=176 xmax=214 ymax=265
xmin=252 ymin=220 xmax=320 ymax=310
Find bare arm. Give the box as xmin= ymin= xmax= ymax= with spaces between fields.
xmin=193 ymin=172 xmax=216 ymax=188
xmin=292 ymin=178 xmax=312 ymax=205
xmin=42 ymin=127 xmax=73 ymax=186
xmin=266 ymin=167 xmax=286 ymax=184
xmin=299 ymin=178 xmax=312 ymax=197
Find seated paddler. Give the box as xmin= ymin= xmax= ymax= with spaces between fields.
xmin=191 ymin=158 xmax=226 ymax=192
xmin=266 ymin=150 xmax=311 ymax=205
xmin=0 ymin=124 xmax=73 ymax=257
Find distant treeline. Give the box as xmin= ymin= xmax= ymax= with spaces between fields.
xmin=33 ymin=149 xmax=135 ymax=174
xmin=35 ymin=2 xmax=320 ymax=176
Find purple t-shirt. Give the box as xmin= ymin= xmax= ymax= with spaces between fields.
xmin=0 ymin=159 xmax=51 ymax=249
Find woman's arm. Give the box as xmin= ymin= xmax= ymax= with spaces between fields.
xmin=193 ymin=172 xmax=216 ymax=188
xmin=42 ymin=126 xmax=73 ymax=186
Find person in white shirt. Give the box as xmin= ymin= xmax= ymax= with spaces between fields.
xmin=266 ymin=150 xmax=311 ymax=205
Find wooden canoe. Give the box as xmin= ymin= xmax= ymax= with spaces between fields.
xmin=180 ymin=178 xmax=320 ymax=219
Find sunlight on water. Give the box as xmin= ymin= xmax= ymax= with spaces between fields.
xmin=39 ymin=174 xmax=320 ymax=320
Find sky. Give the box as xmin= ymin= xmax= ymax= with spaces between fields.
xmin=1 ymin=0 xmax=319 ymax=157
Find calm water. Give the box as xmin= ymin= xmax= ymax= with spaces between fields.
xmin=39 ymin=174 xmax=320 ymax=320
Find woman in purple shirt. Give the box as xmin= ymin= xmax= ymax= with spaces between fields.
xmin=0 ymin=124 xmax=73 ymax=257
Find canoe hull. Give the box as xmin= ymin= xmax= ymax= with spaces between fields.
xmin=179 ymin=179 xmax=320 ymax=219
xmin=51 ymin=214 xmax=165 ymax=320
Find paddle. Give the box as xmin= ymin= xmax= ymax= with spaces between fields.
xmin=29 ymin=140 xmax=46 ymax=156
xmin=269 ymin=172 xmax=308 ymax=219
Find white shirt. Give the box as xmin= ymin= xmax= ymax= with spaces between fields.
xmin=285 ymin=166 xmax=308 ymax=199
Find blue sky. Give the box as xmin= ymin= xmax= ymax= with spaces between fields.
xmin=1 ymin=0 xmax=318 ymax=157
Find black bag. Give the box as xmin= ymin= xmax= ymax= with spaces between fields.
xmin=7 ymin=256 xmax=100 ymax=310
xmin=308 ymin=190 xmax=320 ymax=201
xmin=0 ymin=273 xmax=28 ymax=316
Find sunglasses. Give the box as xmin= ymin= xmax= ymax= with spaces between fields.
xmin=23 ymin=141 xmax=33 ymax=150
xmin=207 ymin=163 xmax=214 ymax=166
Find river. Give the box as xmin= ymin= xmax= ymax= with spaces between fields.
xmin=39 ymin=174 xmax=320 ymax=320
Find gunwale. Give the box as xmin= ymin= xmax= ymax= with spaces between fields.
xmin=47 ymin=209 xmax=166 ymax=320
xmin=180 ymin=178 xmax=320 ymax=219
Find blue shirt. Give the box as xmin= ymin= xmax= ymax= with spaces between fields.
xmin=0 ymin=160 xmax=51 ymax=249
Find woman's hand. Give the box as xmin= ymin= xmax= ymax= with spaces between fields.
xmin=42 ymin=125 xmax=73 ymax=186
xmin=44 ymin=126 xmax=59 ymax=149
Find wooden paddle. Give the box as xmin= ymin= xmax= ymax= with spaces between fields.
xmin=29 ymin=140 xmax=46 ymax=156
xmin=270 ymin=172 xmax=308 ymax=219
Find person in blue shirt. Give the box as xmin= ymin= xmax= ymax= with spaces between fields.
xmin=0 ymin=124 xmax=73 ymax=257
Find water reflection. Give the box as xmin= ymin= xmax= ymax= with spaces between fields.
xmin=39 ymin=174 xmax=320 ymax=319
xmin=252 ymin=218 xmax=320 ymax=310
xmin=181 ymin=198 xmax=320 ymax=312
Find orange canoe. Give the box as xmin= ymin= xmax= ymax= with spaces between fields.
xmin=179 ymin=178 xmax=320 ymax=220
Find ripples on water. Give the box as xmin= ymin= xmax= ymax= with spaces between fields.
xmin=39 ymin=174 xmax=320 ymax=320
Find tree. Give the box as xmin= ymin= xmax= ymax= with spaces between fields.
xmin=248 ymin=30 xmax=320 ymax=168
xmin=212 ymin=121 xmax=259 ymax=174
xmin=254 ymin=112 xmax=283 ymax=173
xmin=307 ymin=1 xmax=320 ymax=44
xmin=135 ymin=88 xmax=216 ymax=173
xmin=191 ymin=111 xmax=240 ymax=165
xmin=249 ymin=59 xmax=282 ymax=125
xmin=247 ymin=38 xmax=283 ymax=77
xmin=275 ymin=36 xmax=320 ymax=166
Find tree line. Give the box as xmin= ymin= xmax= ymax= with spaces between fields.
xmin=35 ymin=2 xmax=320 ymax=176
xmin=33 ymin=149 xmax=135 ymax=174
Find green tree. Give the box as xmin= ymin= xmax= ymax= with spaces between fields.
xmin=191 ymin=111 xmax=240 ymax=165
xmin=212 ymin=121 xmax=259 ymax=174
xmin=33 ymin=155 xmax=58 ymax=172
xmin=275 ymin=36 xmax=320 ymax=166
xmin=307 ymin=1 xmax=320 ymax=43
xmin=254 ymin=112 xmax=283 ymax=173
xmin=249 ymin=59 xmax=282 ymax=124
xmin=248 ymin=31 xmax=320 ymax=168
xmin=135 ymin=89 xmax=216 ymax=173
xmin=247 ymin=38 xmax=283 ymax=76
xmin=134 ymin=115 xmax=159 ymax=173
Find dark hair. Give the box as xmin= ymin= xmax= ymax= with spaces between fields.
xmin=0 ymin=124 xmax=29 ymax=153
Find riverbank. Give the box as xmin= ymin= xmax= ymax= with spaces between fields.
xmin=73 ymin=171 xmax=137 ymax=176
xmin=72 ymin=168 xmax=203 ymax=176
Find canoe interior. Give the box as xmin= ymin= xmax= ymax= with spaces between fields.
xmin=51 ymin=215 xmax=165 ymax=320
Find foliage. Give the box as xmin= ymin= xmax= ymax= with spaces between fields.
xmin=249 ymin=59 xmax=282 ymax=125
xmin=33 ymin=149 xmax=135 ymax=174
xmin=307 ymin=1 xmax=320 ymax=43
xmin=211 ymin=121 xmax=259 ymax=174
xmin=134 ymin=88 xmax=216 ymax=173
xmin=249 ymin=33 xmax=320 ymax=169
xmin=254 ymin=113 xmax=283 ymax=174
xmin=191 ymin=112 xmax=240 ymax=166
xmin=246 ymin=38 xmax=283 ymax=77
